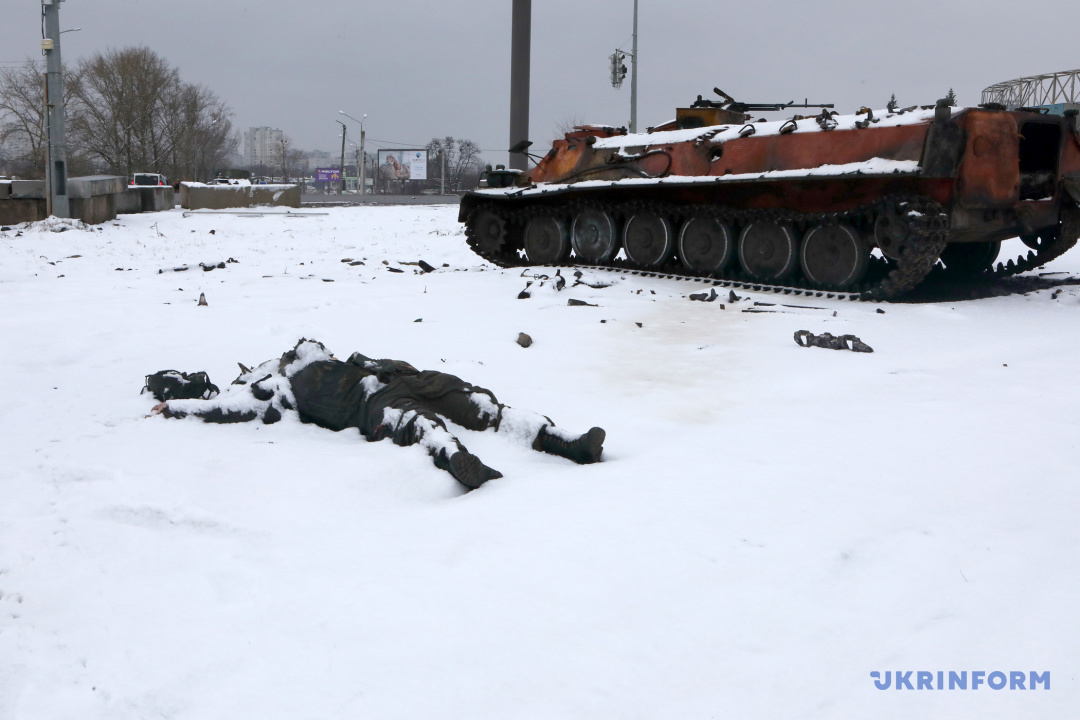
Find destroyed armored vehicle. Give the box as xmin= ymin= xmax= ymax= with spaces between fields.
xmin=460 ymin=89 xmax=1080 ymax=299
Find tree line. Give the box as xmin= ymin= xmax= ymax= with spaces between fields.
xmin=0 ymin=46 xmax=236 ymax=181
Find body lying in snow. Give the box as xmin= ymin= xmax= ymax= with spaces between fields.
xmin=148 ymin=339 xmax=605 ymax=489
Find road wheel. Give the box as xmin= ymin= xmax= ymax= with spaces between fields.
xmin=738 ymin=221 xmax=798 ymax=280
xmin=623 ymin=211 xmax=674 ymax=267
xmin=678 ymin=216 xmax=733 ymax=273
xmin=571 ymin=207 xmax=619 ymax=263
xmin=524 ymin=215 xmax=570 ymax=264
xmin=939 ymin=240 xmax=1001 ymax=276
xmin=800 ymin=223 xmax=869 ymax=289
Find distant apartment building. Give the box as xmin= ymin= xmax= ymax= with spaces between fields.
xmin=244 ymin=126 xmax=283 ymax=168
xmin=304 ymin=149 xmax=336 ymax=168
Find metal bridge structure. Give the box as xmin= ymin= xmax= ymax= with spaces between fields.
xmin=982 ymin=69 xmax=1080 ymax=109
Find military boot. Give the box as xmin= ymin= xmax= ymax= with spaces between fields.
xmin=446 ymin=450 xmax=503 ymax=490
xmin=536 ymin=426 xmax=606 ymax=464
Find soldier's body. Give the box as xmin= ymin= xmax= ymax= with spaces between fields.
xmin=152 ymin=339 xmax=605 ymax=489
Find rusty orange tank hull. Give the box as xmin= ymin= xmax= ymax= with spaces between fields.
xmin=461 ymin=102 xmax=1080 ymax=299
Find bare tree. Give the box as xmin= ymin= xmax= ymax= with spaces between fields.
xmin=271 ymin=134 xmax=304 ymax=183
xmin=69 ymin=47 xmax=236 ymax=181
xmin=551 ymin=115 xmax=586 ymax=143
xmin=0 ymin=59 xmax=91 ymax=177
xmin=426 ymin=136 xmax=484 ymax=191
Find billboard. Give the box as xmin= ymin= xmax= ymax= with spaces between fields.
xmin=378 ymin=149 xmax=428 ymax=181
xmin=315 ymin=168 xmax=341 ymax=182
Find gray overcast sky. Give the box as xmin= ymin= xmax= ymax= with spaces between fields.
xmin=3 ymin=0 xmax=1079 ymax=165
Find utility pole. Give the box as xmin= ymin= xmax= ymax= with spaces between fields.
xmin=336 ymin=120 xmax=347 ymax=194
xmin=508 ymin=0 xmax=531 ymax=170
xmin=359 ymin=125 xmax=366 ymax=195
xmin=42 ymin=0 xmax=69 ymax=218
xmin=354 ymin=145 xmax=360 ymax=194
xmin=630 ymin=0 xmax=639 ymax=133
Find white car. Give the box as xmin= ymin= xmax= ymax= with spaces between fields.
xmin=131 ymin=173 xmax=168 ymax=187
xmin=206 ymin=177 xmax=251 ymax=186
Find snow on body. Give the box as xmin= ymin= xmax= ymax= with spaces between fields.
xmin=0 ymin=204 xmax=1077 ymax=719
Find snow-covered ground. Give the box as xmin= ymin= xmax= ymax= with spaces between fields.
xmin=1 ymin=205 xmax=1077 ymax=719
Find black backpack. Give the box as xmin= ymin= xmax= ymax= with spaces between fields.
xmin=143 ymin=370 xmax=220 ymax=402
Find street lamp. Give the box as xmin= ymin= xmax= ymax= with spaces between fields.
xmin=335 ymin=120 xmax=347 ymax=194
xmin=339 ymin=110 xmax=366 ymax=194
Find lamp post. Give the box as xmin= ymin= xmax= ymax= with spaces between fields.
xmin=339 ymin=110 xmax=366 ymax=194
xmin=347 ymin=140 xmax=361 ymax=195
xmin=42 ymin=0 xmax=70 ymax=218
xmin=630 ymin=0 xmax=639 ymax=133
xmin=335 ymin=120 xmax=347 ymax=194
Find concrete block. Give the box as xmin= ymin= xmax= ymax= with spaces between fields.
xmin=67 ymin=175 xmax=126 ymax=199
xmin=116 ymin=189 xmax=143 ymax=214
xmin=252 ymin=184 xmax=301 ymax=208
xmin=117 ymin=186 xmax=174 ymax=214
xmin=0 ymin=198 xmax=47 ymax=224
xmin=180 ymin=183 xmax=300 ymax=210
xmin=10 ymin=180 xmax=45 ymax=199
xmin=69 ymin=193 xmax=118 ymax=225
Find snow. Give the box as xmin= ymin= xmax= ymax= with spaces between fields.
xmin=590 ymin=107 xmax=940 ymax=150
xmin=477 ymin=159 xmax=921 ymax=198
xmin=1 ymin=204 xmax=1078 ymax=719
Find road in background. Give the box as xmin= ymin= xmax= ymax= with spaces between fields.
xmin=302 ymin=194 xmax=457 ymax=206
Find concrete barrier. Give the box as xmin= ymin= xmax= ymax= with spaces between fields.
xmin=0 ymin=181 xmax=46 ymax=225
xmin=117 ymin=186 xmax=175 ymax=214
xmin=1 ymin=175 xmax=179 ymax=225
xmin=67 ymin=175 xmax=126 ymax=224
xmin=180 ymin=183 xmax=301 ymax=210
xmin=10 ymin=180 xmax=46 ymax=199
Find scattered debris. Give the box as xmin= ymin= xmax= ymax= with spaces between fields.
xmin=876 ymin=308 xmax=886 ymax=314
xmin=197 ymin=293 xmax=208 ymax=307
xmin=387 ymin=267 xmax=404 ymax=273
xmin=554 ymin=269 xmax=566 ymax=291
xmin=322 ymin=278 xmax=334 ymax=282
xmin=414 ymin=318 xmax=422 ymax=322
xmin=200 ymin=261 xmax=226 ymax=271
xmin=794 ymin=330 xmax=873 ymax=353
xmin=341 ymin=258 xmax=354 ymax=263
xmin=418 ymin=260 xmax=436 ymax=273
xmin=567 ymin=298 xmax=598 ymax=307
xmin=571 ymin=270 xmax=611 ymax=289
xmin=728 ymin=290 xmax=742 ymax=303
xmin=689 ymin=288 xmax=719 ymax=302
xmin=0 ymin=226 xmax=10 ymax=231
xmin=159 ymin=266 xmax=190 ymax=274
xmin=517 ymin=281 xmax=533 ymax=299
xmin=635 ymin=322 xmax=643 ymax=328
xmin=1052 ymin=289 xmax=1062 ymax=299
xmin=349 ymin=261 xmax=365 ymax=266
xmin=209 ymin=229 xmax=215 ymax=235
xmin=516 ymin=332 xmax=533 ymax=348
